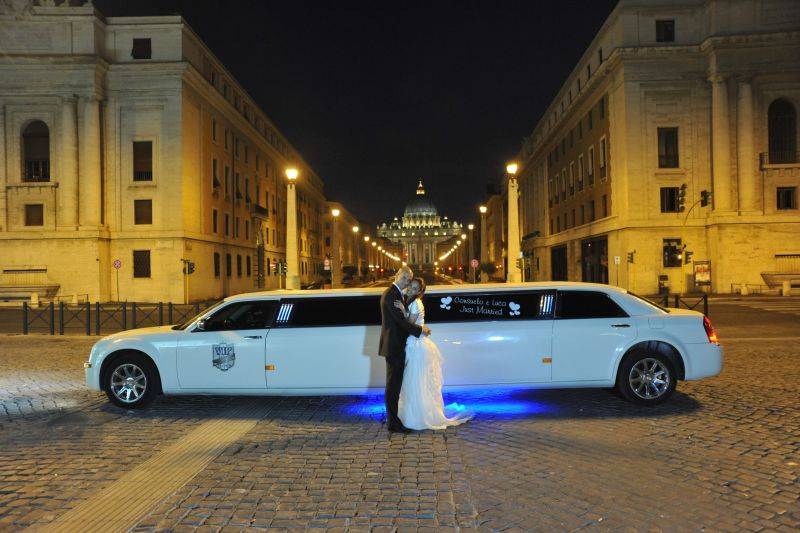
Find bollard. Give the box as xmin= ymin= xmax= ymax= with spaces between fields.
xmin=59 ymin=302 xmax=65 ymax=335
xmin=86 ymin=302 xmax=91 ymax=336
xmin=22 ymin=301 xmax=28 ymax=335
xmin=158 ymin=302 xmax=164 ymax=325
xmin=782 ymin=280 xmax=792 ymax=296
xmin=95 ymin=302 xmax=101 ymax=335
xmin=49 ymin=302 xmax=55 ymax=335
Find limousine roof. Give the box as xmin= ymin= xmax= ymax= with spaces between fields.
xmin=222 ymin=281 xmax=628 ymax=302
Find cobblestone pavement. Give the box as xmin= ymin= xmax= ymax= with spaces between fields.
xmin=0 ymin=303 xmax=798 ymax=531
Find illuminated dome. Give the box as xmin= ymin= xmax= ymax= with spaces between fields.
xmin=403 ymin=180 xmax=438 ymax=217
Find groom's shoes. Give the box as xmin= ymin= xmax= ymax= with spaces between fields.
xmin=387 ymin=424 xmax=412 ymax=434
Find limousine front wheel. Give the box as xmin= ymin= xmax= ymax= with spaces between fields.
xmin=104 ymin=353 xmax=158 ymax=408
xmin=617 ymin=351 xmax=676 ymax=405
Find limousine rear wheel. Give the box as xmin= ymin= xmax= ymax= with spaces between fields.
xmin=104 ymin=352 xmax=158 ymax=409
xmin=617 ymin=350 xmax=676 ymax=405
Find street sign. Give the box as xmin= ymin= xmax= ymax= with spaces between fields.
xmin=470 ymin=259 xmax=479 ymax=268
xmin=614 ymin=255 xmax=620 ymax=265
xmin=113 ymin=259 xmax=122 ymax=269
xmin=694 ymin=261 xmax=711 ymax=286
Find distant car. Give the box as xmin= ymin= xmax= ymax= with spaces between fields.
xmin=301 ymin=281 xmax=323 ymax=290
xmin=84 ymin=282 xmax=722 ymax=408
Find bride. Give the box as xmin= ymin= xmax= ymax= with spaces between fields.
xmin=394 ymin=277 xmax=473 ymax=430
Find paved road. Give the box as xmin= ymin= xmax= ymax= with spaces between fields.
xmin=0 ymin=300 xmax=798 ymax=531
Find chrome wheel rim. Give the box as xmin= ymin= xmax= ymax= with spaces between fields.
xmin=628 ymin=358 xmax=670 ymax=400
xmin=110 ymin=363 xmax=147 ymax=404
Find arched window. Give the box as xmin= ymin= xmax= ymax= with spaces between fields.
xmin=22 ymin=120 xmax=50 ymax=182
xmin=768 ymin=99 xmax=797 ymax=164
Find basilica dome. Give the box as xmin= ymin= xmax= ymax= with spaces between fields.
xmin=403 ymin=180 xmax=438 ymax=217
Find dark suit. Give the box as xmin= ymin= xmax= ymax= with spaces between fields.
xmin=379 ymin=284 xmax=423 ymax=429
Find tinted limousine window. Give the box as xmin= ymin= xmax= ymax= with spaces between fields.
xmin=274 ymin=291 xmax=554 ymax=327
xmin=556 ymin=291 xmax=628 ymax=319
xmin=423 ymin=291 xmax=553 ymax=322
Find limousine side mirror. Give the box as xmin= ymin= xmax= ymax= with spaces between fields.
xmin=194 ymin=319 xmax=206 ymax=332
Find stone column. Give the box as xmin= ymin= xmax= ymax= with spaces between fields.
xmin=59 ymin=96 xmax=79 ymax=228
xmin=285 ymin=181 xmax=299 ymax=289
xmin=79 ymin=96 xmax=102 ymax=226
xmin=710 ymin=76 xmax=732 ymax=212
xmin=507 ymin=176 xmax=522 ymax=283
xmin=737 ymin=80 xmax=757 ymax=212
xmin=331 ymin=216 xmax=342 ymax=287
xmin=480 ymin=212 xmax=488 ymax=282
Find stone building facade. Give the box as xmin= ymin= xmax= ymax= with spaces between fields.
xmin=515 ymin=0 xmax=800 ymax=294
xmin=0 ymin=1 xmax=327 ymax=302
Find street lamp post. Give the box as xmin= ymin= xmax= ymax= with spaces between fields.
xmin=506 ymin=162 xmax=522 ymax=283
xmin=479 ymin=205 xmax=488 ymax=282
xmin=467 ymin=223 xmax=475 ymax=283
xmin=285 ymin=167 xmax=300 ymax=289
xmin=460 ymin=233 xmax=467 ymax=280
xmin=352 ymin=226 xmax=360 ymax=283
xmin=331 ymin=208 xmax=342 ymax=288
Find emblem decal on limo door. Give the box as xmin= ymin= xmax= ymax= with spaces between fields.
xmin=508 ymin=302 xmax=521 ymax=316
xmin=212 ymin=343 xmax=236 ymax=371
xmin=440 ymin=296 xmax=453 ymax=310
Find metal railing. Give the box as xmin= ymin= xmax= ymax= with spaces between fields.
xmin=649 ymin=293 xmax=709 ymax=316
xmin=133 ymin=170 xmax=153 ymax=181
xmin=760 ymin=151 xmax=798 ymax=168
xmin=21 ymin=301 xmax=214 ymax=335
xmin=23 ymin=159 xmax=50 ymax=182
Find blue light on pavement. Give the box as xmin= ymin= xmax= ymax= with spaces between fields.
xmin=341 ymin=388 xmax=554 ymax=419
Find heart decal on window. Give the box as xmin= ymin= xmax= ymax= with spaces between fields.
xmin=509 ymin=301 xmax=521 ymax=316
xmin=440 ymin=296 xmax=453 ymax=310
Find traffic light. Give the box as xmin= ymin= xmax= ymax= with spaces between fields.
xmin=684 ymin=250 xmax=694 ymax=265
xmin=700 ymin=190 xmax=711 ymax=207
xmin=187 ymin=261 xmax=195 ymax=275
xmin=627 ymin=251 xmax=635 ymax=264
xmin=678 ymin=183 xmax=687 ymax=211
xmin=515 ymin=258 xmax=523 ymax=269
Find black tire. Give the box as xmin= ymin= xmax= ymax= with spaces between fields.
xmin=103 ymin=352 xmax=159 ymax=408
xmin=616 ymin=349 xmax=676 ymax=405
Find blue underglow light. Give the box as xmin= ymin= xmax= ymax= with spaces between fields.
xmin=341 ymin=387 xmax=555 ymax=420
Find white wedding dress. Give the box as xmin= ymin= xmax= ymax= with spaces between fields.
xmin=398 ymin=298 xmax=473 ymax=430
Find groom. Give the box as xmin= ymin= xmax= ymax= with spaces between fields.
xmin=379 ymin=266 xmax=430 ymax=433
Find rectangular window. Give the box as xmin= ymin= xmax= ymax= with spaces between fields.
xmin=133 ymin=141 xmax=153 ymax=181
xmin=224 ymin=166 xmax=230 ymax=198
xmin=214 ymin=252 xmax=221 ymax=278
xmin=578 ymin=121 xmax=583 ymax=139
xmin=224 ymin=214 xmax=230 ymax=236
xmin=245 ymin=220 xmax=249 ymax=240
xmin=577 ymin=155 xmax=585 ymax=190
xmin=556 ymin=217 xmax=561 ymax=233
xmin=234 ymin=217 xmax=239 ymax=238
xmin=660 ymin=187 xmax=680 ymax=213
xmin=588 ymin=109 xmax=593 ymax=130
xmin=212 ymin=209 xmax=218 ymax=233
xmin=134 ymin=199 xmax=152 ymax=225
xmin=663 ymin=238 xmax=682 ymax=267
xmin=571 ymin=209 xmax=576 ymax=228
xmin=550 ymin=218 xmax=554 ymax=235
xmin=24 ymin=204 xmax=43 ymax=226
xmin=211 ymin=118 xmax=217 ymax=142
xmin=586 ymin=64 xmax=591 ymax=79
xmin=658 ymin=127 xmax=679 ymax=168
xmin=656 ymin=20 xmax=675 ymax=42
xmin=133 ymin=250 xmax=151 ymax=278
xmin=589 ymin=200 xmax=596 ymax=221
xmin=777 ymin=187 xmax=797 ymax=210
xmin=236 ymin=254 xmax=242 ymax=277
xmin=587 ymin=146 xmax=595 ymax=185
xmin=226 ymin=253 xmax=232 ymax=277
xmin=602 ymin=194 xmax=608 ymax=217
xmin=599 ymin=137 xmax=607 ymax=179
xmin=244 ymin=145 xmax=249 ymax=164
xmin=569 ymin=162 xmax=575 ymax=195
xmin=246 ymin=256 xmax=251 ymax=277
xmin=599 ymin=96 xmax=605 ymax=119
xmin=224 ymin=128 xmax=229 ymax=150
xmin=597 ymin=48 xmax=603 ymax=64
xmin=580 ymin=205 xmax=585 ymax=225
xmin=131 ymin=38 xmax=151 ymax=60
xmin=212 ymin=158 xmax=220 ymax=190
xmin=560 ymin=169 xmax=567 ymax=200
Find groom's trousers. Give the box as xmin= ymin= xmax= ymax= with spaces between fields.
xmin=385 ymin=353 xmax=405 ymax=428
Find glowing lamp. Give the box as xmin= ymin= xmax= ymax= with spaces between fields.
xmin=285 ymin=167 xmax=298 ymax=181
xmin=506 ymin=162 xmax=518 ymax=175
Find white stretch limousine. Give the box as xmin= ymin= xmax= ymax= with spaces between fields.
xmin=84 ymin=282 xmax=722 ymax=408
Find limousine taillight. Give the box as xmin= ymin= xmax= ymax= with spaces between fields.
xmin=703 ymin=316 xmax=720 ymax=345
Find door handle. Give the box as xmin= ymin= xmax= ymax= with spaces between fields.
xmin=611 ymin=324 xmax=630 ymax=328
xmin=244 ymin=335 xmax=263 ymax=339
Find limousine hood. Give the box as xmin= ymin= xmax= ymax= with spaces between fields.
xmin=103 ymin=325 xmax=175 ymax=340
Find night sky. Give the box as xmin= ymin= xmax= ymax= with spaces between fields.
xmin=98 ymin=0 xmax=618 ymax=227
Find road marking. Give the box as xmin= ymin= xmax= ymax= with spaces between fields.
xmin=32 ymin=400 xmax=270 ymax=533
